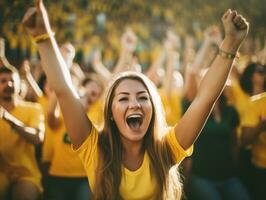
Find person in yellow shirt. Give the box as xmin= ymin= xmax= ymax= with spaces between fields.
xmin=229 ymin=62 xmax=266 ymax=197
xmin=0 ymin=66 xmax=45 ymax=200
xmin=241 ymin=92 xmax=266 ymax=200
xmin=44 ymin=75 xmax=103 ymax=200
xmin=23 ymin=1 xmax=249 ymax=199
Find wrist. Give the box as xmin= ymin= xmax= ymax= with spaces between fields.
xmin=220 ymin=37 xmax=241 ymax=53
xmin=32 ymin=31 xmax=55 ymax=44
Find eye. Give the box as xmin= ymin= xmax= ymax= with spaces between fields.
xmin=119 ymin=97 xmax=128 ymax=102
xmin=139 ymin=96 xmax=148 ymax=101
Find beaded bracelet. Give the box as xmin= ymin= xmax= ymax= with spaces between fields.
xmin=32 ymin=32 xmax=55 ymax=43
xmin=218 ymin=48 xmax=238 ymax=59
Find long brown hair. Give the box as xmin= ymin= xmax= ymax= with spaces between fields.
xmin=94 ymin=71 xmax=182 ymax=200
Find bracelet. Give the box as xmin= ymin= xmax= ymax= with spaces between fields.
xmin=32 ymin=32 xmax=55 ymax=43
xmin=218 ymin=48 xmax=238 ymax=59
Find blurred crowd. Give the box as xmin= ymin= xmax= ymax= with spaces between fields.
xmin=0 ymin=2 xmax=266 ymax=200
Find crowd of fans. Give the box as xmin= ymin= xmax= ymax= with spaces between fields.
xmin=0 ymin=1 xmax=266 ymax=200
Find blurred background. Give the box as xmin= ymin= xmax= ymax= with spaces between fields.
xmin=0 ymin=0 xmax=265 ymax=70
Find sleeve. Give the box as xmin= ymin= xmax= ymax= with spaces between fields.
xmin=165 ymin=127 xmax=193 ymax=164
xmin=72 ymin=126 xmax=99 ymax=167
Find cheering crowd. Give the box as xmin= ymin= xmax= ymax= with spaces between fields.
xmin=0 ymin=1 xmax=265 ymax=200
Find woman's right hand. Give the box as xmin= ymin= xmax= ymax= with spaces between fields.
xmin=22 ymin=0 xmax=53 ymax=37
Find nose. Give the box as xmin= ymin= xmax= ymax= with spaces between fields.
xmin=7 ymin=81 xmax=14 ymax=87
xmin=128 ymin=98 xmax=141 ymax=109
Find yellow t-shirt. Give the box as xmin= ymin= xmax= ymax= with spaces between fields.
xmin=242 ymin=92 xmax=266 ymax=168
xmin=48 ymin=113 xmax=87 ymax=177
xmin=227 ymin=80 xmax=251 ymax=121
xmin=159 ymin=89 xmax=182 ymax=126
xmin=38 ymin=96 xmax=55 ymax=163
xmin=0 ymin=100 xmax=44 ymax=190
xmin=49 ymin=99 xmax=104 ymax=177
xmin=227 ymin=80 xmax=252 ymax=142
xmin=87 ymin=99 xmax=104 ymax=131
xmin=75 ymin=126 xmax=193 ymax=199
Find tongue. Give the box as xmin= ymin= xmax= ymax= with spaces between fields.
xmin=128 ymin=120 xmax=141 ymax=130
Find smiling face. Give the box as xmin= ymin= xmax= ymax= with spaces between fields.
xmin=83 ymin=80 xmax=102 ymax=106
xmin=111 ymin=79 xmax=153 ymax=144
xmin=0 ymin=72 xmax=15 ymax=102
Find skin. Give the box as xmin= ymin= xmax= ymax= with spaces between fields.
xmin=111 ymin=79 xmax=153 ymax=170
xmin=83 ymin=81 xmax=102 ymax=107
xmin=0 ymin=73 xmax=15 ymax=104
xmin=112 ymin=80 xmax=152 ymax=144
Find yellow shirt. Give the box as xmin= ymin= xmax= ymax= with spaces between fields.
xmin=87 ymin=99 xmax=104 ymax=131
xmin=0 ymin=100 xmax=44 ymax=189
xmin=159 ymin=89 xmax=182 ymax=126
xmin=242 ymin=92 xmax=266 ymax=168
xmin=75 ymin=127 xmax=193 ymax=199
xmin=38 ymin=96 xmax=55 ymax=163
xmin=49 ymin=99 xmax=104 ymax=177
xmin=227 ymin=80 xmax=251 ymax=122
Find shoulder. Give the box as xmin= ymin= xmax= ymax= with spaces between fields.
xmin=16 ymin=100 xmax=43 ymax=112
xmin=251 ymin=92 xmax=266 ymax=103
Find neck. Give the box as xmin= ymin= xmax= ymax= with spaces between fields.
xmin=0 ymin=98 xmax=15 ymax=111
xmin=253 ymin=85 xmax=264 ymax=95
xmin=122 ymin=139 xmax=144 ymax=157
xmin=122 ymin=139 xmax=145 ymax=171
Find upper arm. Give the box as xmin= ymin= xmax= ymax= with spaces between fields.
xmin=174 ymin=96 xmax=213 ymax=150
xmin=56 ymin=91 xmax=92 ymax=149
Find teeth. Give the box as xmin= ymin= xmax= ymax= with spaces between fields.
xmin=126 ymin=114 xmax=143 ymax=130
xmin=127 ymin=114 xmax=142 ymax=119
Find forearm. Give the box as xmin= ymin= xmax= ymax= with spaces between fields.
xmin=3 ymin=112 xmax=44 ymax=145
xmin=197 ymin=37 xmax=240 ymax=104
xmin=113 ymin=50 xmax=133 ymax=73
xmin=26 ymin=72 xmax=43 ymax=97
xmin=92 ymin=61 xmax=111 ymax=82
xmin=47 ymin=92 xmax=60 ymax=129
xmin=37 ymin=36 xmax=78 ymax=98
xmin=146 ymin=51 xmax=166 ymax=80
xmin=163 ymin=51 xmax=176 ymax=95
xmin=191 ymin=40 xmax=212 ymax=71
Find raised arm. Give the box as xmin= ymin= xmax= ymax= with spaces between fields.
xmin=183 ymin=26 xmax=222 ymax=101
xmin=113 ymin=28 xmax=138 ymax=73
xmin=22 ymin=59 xmax=44 ymax=98
xmin=92 ymin=49 xmax=112 ymax=83
xmin=162 ymin=31 xmax=180 ymax=96
xmin=22 ymin=0 xmax=92 ymax=148
xmin=174 ymin=9 xmax=249 ymax=150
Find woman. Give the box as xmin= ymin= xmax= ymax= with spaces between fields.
xmin=22 ymin=1 xmax=249 ymax=199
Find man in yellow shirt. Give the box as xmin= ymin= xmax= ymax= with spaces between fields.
xmin=0 ymin=67 xmax=45 ymax=200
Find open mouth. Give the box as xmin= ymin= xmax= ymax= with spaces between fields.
xmin=126 ymin=114 xmax=143 ymax=129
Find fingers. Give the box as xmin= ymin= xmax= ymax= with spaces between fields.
xmin=222 ymin=9 xmax=232 ymax=20
xmin=22 ymin=7 xmax=37 ymax=28
xmin=222 ymin=9 xmax=237 ymax=22
xmin=223 ymin=9 xmax=249 ymax=31
xmin=233 ymin=14 xmax=249 ymax=30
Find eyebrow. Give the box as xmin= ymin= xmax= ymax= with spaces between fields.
xmin=117 ymin=91 xmax=148 ymax=96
